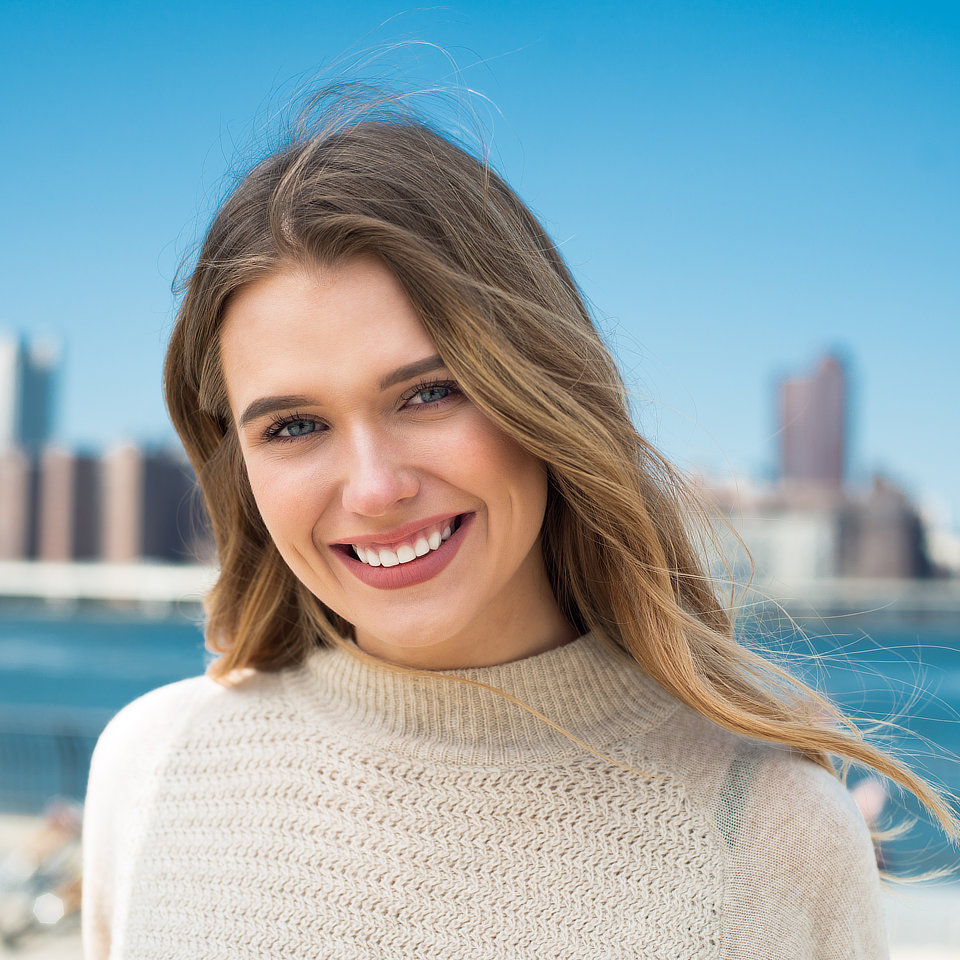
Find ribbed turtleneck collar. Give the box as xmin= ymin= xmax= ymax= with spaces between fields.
xmin=287 ymin=632 xmax=680 ymax=764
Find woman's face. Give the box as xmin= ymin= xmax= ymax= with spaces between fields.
xmin=219 ymin=255 xmax=574 ymax=669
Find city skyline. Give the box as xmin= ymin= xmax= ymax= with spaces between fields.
xmin=3 ymin=1 xmax=957 ymax=527
xmin=6 ymin=321 xmax=952 ymax=530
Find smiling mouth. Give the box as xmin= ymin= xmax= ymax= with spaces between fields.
xmin=349 ymin=515 xmax=464 ymax=568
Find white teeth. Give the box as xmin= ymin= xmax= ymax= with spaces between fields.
xmin=351 ymin=516 xmax=462 ymax=567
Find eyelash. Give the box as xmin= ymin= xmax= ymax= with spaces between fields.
xmin=260 ymin=379 xmax=462 ymax=444
xmin=263 ymin=410 xmax=322 ymax=444
xmin=400 ymin=379 xmax=462 ymax=407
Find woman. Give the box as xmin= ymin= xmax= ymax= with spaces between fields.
xmin=83 ymin=100 xmax=952 ymax=959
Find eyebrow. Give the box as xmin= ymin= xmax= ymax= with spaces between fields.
xmin=237 ymin=395 xmax=314 ymax=429
xmin=378 ymin=354 xmax=446 ymax=390
xmin=236 ymin=355 xmax=448 ymax=429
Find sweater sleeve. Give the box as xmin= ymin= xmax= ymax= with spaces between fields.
xmin=722 ymin=748 xmax=889 ymax=960
xmin=82 ymin=677 xmax=214 ymax=960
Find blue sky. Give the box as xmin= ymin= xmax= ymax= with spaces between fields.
xmin=3 ymin=0 xmax=958 ymax=526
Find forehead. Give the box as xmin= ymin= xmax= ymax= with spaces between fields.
xmin=218 ymin=257 xmax=438 ymax=407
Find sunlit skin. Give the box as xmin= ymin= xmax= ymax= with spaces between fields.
xmin=219 ymin=256 xmax=576 ymax=670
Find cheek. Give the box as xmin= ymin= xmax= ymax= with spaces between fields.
xmin=243 ymin=455 xmax=335 ymax=544
xmin=455 ymin=419 xmax=548 ymax=530
xmin=512 ymin=453 xmax=550 ymax=538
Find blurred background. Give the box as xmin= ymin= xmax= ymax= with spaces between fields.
xmin=1 ymin=0 xmax=957 ymax=956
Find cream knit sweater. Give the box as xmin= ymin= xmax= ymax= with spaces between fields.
xmin=83 ymin=632 xmax=888 ymax=959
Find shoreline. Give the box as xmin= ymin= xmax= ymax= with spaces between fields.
xmin=1 ymin=561 xmax=960 ymax=623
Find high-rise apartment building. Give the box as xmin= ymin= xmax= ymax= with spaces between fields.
xmin=0 ymin=334 xmax=59 ymax=450
xmin=0 ymin=447 xmax=37 ymax=560
xmin=36 ymin=447 xmax=101 ymax=561
xmin=779 ymin=354 xmax=846 ymax=489
xmin=101 ymin=445 xmax=204 ymax=563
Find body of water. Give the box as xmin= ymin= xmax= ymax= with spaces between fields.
xmin=0 ymin=605 xmax=957 ymax=875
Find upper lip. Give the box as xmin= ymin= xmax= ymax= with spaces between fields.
xmin=332 ymin=512 xmax=464 ymax=548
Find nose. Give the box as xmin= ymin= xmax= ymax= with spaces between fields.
xmin=339 ymin=428 xmax=420 ymax=518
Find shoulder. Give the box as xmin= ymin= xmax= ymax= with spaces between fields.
xmin=82 ymin=668 xmax=289 ymax=956
xmin=656 ymin=708 xmax=878 ymax=871
xmin=85 ymin=675 xmax=221 ymax=847
xmin=742 ymin=745 xmax=876 ymax=865
xmin=92 ymin=675 xmax=216 ymax=760
xmin=642 ymin=701 xmax=874 ymax=855
xmin=89 ymin=675 xmax=219 ymax=792
xmin=724 ymin=745 xmax=888 ymax=958
xmin=635 ymin=706 xmax=887 ymax=955
xmin=88 ymin=667 xmax=285 ymax=791
xmin=84 ymin=667 xmax=289 ymax=860
xmin=83 ymin=676 xmax=212 ymax=955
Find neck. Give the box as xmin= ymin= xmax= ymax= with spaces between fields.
xmin=353 ymin=584 xmax=578 ymax=670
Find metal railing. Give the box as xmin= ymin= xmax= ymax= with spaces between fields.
xmin=0 ymin=709 xmax=111 ymax=814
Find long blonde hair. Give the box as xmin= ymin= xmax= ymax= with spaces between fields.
xmin=165 ymin=96 xmax=955 ymax=836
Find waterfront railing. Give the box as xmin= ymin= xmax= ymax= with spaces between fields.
xmin=0 ymin=707 xmax=111 ymax=814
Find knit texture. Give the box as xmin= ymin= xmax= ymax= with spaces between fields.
xmin=82 ymin=633 xmax=888 ymax=959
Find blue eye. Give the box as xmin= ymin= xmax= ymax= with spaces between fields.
xmin=405 ymin=380 xmax=461 ymax=407
xmin=414 ymin=385 xmax=451 ymax=404
xmin=264 ymin=413 xmax=322 ymax=442
xmin=281 ymin=420 xmax=316 ymax=437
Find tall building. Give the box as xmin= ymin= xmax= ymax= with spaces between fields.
xmin=0 ymin=333 xmax=59 ymax=450
xmin=0 ymin=447 xmax=37 ymax=560
xmin=36 ymin=447 xmax=101 ymax=561
xmin=779 ymin=353 xmax=846 ymax=489
xmin=101 ymin=445 xmax=205 ymax=563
